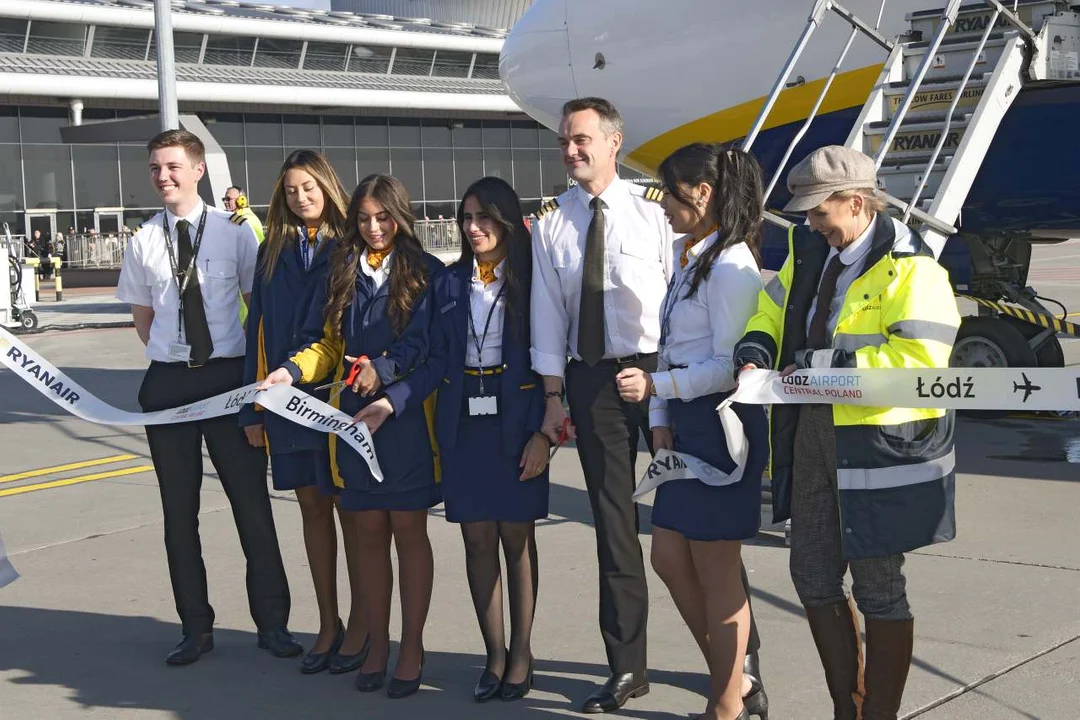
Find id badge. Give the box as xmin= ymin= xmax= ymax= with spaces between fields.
xmin=468 ymin=395 xmax=498 ymax=416
xmin=168 ymin=342 xmax=192 ymax=363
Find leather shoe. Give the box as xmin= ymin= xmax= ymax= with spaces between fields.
xmin=474 ymin=669 xmax=502 ymax=702
xmin=165 ymin=632 xmax=214 ymax=666
xmin=581 ymin=672 xmax=649 ymax=713
xmin=355 ymin=665 xmax=387 ymax=692
xmin=743 ymin=651 xmax=770 ymax=719
xmin=300 ymin=620 xmax=344 ymax=674
xmin=257 ymin=628 xmax=304 ymax=658
xmin=386 ymin=648 xmax=425 ymax=699
xmin=329 ymin=634 xmax=371 ymax=674
xmin=500 ymin=656 xmax=535 ymax=701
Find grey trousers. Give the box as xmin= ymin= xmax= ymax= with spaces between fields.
xmin=789 ymin=405 xmax=912 ymax=621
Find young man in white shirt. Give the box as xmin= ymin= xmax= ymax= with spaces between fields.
xmin=116 ymin=129 xmax=299 ymax=666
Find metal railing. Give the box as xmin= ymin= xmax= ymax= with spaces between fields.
xmin=61 ymin=233 xmax=130 ymax=269
xmin=413 ymin=218 xmax=460 ymax=254
xmin=743 ymin=0 xmax=1035 ymax=237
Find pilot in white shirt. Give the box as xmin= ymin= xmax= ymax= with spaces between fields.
xmin=530 ymin=175 xmax=674 ymax=376
xmin=116 ymin=200 xmax=258 ymax=362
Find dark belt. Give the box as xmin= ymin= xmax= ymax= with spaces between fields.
xmin=573 ymin=352 xmax=656 ymax=366
xmin=150 ymin=356 xmax=240 ymax=369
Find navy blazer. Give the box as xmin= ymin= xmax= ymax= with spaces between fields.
xmin=286 ymin=251 xmax=445 ymax=495
xmin=391 ymin=260 xmax=545 ymax=457
xmin=240 ymin=238 xmax=333 ymax=453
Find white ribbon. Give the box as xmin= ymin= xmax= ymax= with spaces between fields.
xmin=636 ymin=366 xmax=1080 ymax=496
xmin=0 ymin=327 xmax=383 ymax=482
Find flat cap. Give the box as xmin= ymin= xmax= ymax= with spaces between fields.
xmin=784 ymin=145 xmax=878 ymax=212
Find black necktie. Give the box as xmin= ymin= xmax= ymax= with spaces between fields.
xmin=578 ymin=196 xmax=607 ymax=366
xmin=176 ymin=219 xmax=214 ymax=366
xmin=807 ymin=254 xmax=844 ymax=350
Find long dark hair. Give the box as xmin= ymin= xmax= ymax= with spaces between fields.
xmin=262 ymin=149 xmax=349 ymax=281
xmin=325 ymin=174 xmax=430 ymax=336
xmin=455 ymin=176 xmax=532 ymax=340
xmin=658 ymin=143 xmax=764 ymax=298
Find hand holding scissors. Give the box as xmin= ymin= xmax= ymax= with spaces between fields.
xmin=314 ymin=355 xmax=369 ymax=401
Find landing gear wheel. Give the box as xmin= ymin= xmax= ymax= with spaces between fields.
xmin=950 ymin=317 xmax=1036 ymax=419
xmin=1000 ymin=316 xmax=1064 ymax=368
xmin=18 ymin=309 xmax=38 ymax=330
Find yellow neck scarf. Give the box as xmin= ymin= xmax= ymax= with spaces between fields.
xmin=366 ymin=246 xmax=392 ymax=270
xmin=476 ymin=248 xmax=506 ymax=286
xmin=681 ymin=224 xmax=718 ymax=268
xmin=305 ymin=226 xmax=318 ymax=245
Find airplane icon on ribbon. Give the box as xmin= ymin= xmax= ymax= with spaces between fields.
xmin=1012 ymin=372 xmax=1042 ymax=402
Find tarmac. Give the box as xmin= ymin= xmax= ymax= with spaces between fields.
xmin=1 ymin=242 xmax=1080 ymax=719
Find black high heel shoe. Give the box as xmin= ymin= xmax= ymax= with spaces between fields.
xmin=386 ymin=648 xmax=425 ymax=699
xmin=328 ymin=633 xmax=371 ymax=674
xmin=300 ymin=619 xmax=344 ymax=675
xmin=742 ymin=651 xmax=769 ymax=720
xmin=474 ymin=648 xmax=506 ymax=703
xmin=354 ymin=653 xmax=387 ymax=693
xmin=500 ymin=656 xmax=534 ymax=701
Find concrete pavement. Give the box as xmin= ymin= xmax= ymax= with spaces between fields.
xmin=1 ymin=326 xmax=1079 ymax=719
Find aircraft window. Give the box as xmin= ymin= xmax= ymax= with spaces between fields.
xmin=0 ymin=19 xmax=28 ymax=54
xmin=253 ymin=37 xmax=302 ymax=69
xmin=91 ymin=25 xmax=151 ymax=61
xmin=305 ymin=41 xmax=349 ymax=72
xmin=26 ymin=21 xmax=87 ymax=57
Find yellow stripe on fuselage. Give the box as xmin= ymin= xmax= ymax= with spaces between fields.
xmin=625 ymin=64 xmax=883 ymax=174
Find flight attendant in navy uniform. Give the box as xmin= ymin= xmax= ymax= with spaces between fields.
xmin=260 ymin=174 xmax=442 ymax=699
xmin=403 ymin=177 xmax=550 ymax=702
xmin=240 ymin=150 xmax=370 ymax=675
xmin=617 ymin=144 xmax=770 ymax=720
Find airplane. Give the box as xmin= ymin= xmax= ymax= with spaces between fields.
xmin=500 ymin=0 xmax=1080 ymax=373
xmin=1012 ymin=371 xmax=1042 ymax=401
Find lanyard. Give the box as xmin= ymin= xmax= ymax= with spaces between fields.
xmin=467 ymin=281 xmax=505 ymax=394
xmin=299 ymin=227 xmax=319 ymax=270
xmin=162 ymin=207 xmax=209 ymax=342
xmin=659 ymin=262 xmax=693 ymax=358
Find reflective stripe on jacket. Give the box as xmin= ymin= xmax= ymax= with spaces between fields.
xmin=734 ymin=213 xmax=960 ymax=558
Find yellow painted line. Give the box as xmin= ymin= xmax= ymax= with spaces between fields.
xmin=0 ymin=465 xmax=155 ymax=498
xmin=0 ymin=454 xmax=139 ymax=485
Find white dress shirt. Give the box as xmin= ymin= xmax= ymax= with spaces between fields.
xmin=649 ymin=234 xmax=763 ymax=428
xmin=806 ymin=219 xmax=875 ymax=341
xmin=359 ymin=248 xmax=393 ymax=290
xmin=116 ymin=200 xmax=259 ymax=363
xmin=466 ymin=258 xmax=506 ymax=367
xmin=530 ymin=177 xmax=675 ymax=378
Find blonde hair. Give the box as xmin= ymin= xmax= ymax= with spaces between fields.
xmin=831 ymin=188 xmax=887 ymax=216
xmin=261 ymin=149 xmax=350 ymax=281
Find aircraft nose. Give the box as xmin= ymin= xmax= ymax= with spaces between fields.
xmin=500 ymin=0 xmax=576 ymax=132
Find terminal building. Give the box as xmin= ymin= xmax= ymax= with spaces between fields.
xmin=0 ymin=0 xmax=625 ymax=252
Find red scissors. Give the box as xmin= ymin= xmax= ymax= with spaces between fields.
xmin=549 ymin=417 xmax=571 ymax=460
xmin=314 ymin=355 xmax=368 ymax=402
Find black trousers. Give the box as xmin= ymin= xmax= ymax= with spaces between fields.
xmin=566 ymin=356 xmax=761 ymax=676
xmin=139 ymin=357 xmax=290 ymax=636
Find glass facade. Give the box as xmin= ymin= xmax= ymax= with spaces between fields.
xmin=10 ymin=19 xmax=502 ymax=79
xmin=0 ymin=105 xmax=663 ymax=239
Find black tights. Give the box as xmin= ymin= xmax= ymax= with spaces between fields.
xmin=461 ymin=520 xmax=538 ymax=684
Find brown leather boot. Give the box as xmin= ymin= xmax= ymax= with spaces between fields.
xmin=805 ymin=598 xmax=865 ymax=720
xmin=861 ymin=618 xmax=914 ymax=720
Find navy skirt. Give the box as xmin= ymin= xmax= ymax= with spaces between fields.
xmin=440 ymin=373 xmax=549 ymax=523
xmin=650 ymin=393 xmax=767 ymax=542
xmin=270 ymin=448 xmax=333 ymax=494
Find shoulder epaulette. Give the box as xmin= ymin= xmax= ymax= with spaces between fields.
xmin=536 ymin=198 xmax=560 ymax=219
xmin=230 ymin=211 xmax=248 ymax=226
xmin=643 ymin=186 xmax=665 ymax=203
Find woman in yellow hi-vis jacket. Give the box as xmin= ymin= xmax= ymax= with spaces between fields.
xmin=734 ymin=146 xmax=960 ymax=720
